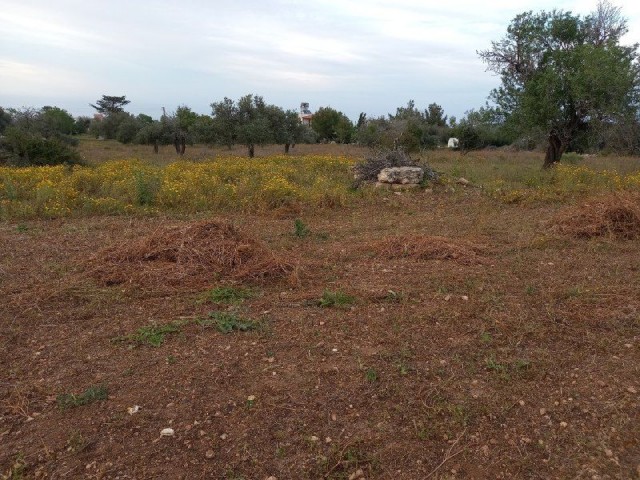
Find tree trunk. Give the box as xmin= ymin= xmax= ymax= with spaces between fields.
xmin=543 ymin=132 xmax=565 ymax=168
xmin=153 ymin=141 xmax=159 ymax=154
xmin=180 ymin=137 xmax=186 ymax=156
xmin=284 ymin=143 xmax=290 ymax=154
xmin=173 ymin=136 xmax=180 ymax=155
xmin=248 ymin=144 xmax=255 ymax=158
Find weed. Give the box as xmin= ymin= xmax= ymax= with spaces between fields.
xmin=66 ymin=431 xmax=89 ymax=453
xmin=198 ymin=311 xmax=259 ymax=334
xmin=293 ymin=218 xmax=310 ymax=237
xmin=57 ymin=385 xmax=108 ymax=410
xmin=480 ymin=331 xmax=493 ymax=344
xmin=112 ymin=322 xmax=182 ymax=347
xmin=383 ymin=289 xmax=403 ymax=303
xmin=485 ymin=355 xmax=507 ymax=374
xmin=166 ymin=355 xmax=177 ymax=365
xmin=318 ymin=290 xmax=355 ymax=308
xmin=15 ymin=224 xmax=28 ymax=233
xmin=365 ymin=368 xmax=378 ymax=383
xmin=200 ymin=286 xmax=254 ymax=304
xmin=525 ymin=285 xmax=536 ymax=295
xmin=2 ymin=454 xmax=26 ymax=480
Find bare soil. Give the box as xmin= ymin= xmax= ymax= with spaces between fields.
xmin=1 ymin=187 xmax=639 ymax=479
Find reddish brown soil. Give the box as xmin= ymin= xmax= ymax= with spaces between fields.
xmin=1 ymin=188 xmax=639 ymax=479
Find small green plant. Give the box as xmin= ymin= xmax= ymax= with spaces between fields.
xmin=293 ymin=218 xmax=310 ymax=238
xmin=3 ymin=453 xmax=27 ymax=480
xmin=365 ymin=368 xmax=378 ymax=383
xmin=201 ymin=286 xmax=254 ymax=304
xmin=66 ymin=431 xmax=88 ymax=453
xmin=480 ymin=331 xmax=492 ymax=343
xmin=485 ymin=355 xmax=507 ymax=374
xmin=57 ymin=385 xmax=108 ymax=410
xmin=166 ymin=355 xmax=177 ymax=365
xmin=383 ymin=289 xmax=402 ymax=303
xmin=15 ymin=224 xmax=28 ymax=233
xmin=318 ymin=290 xmax=355 ymax=308
xmin=112 ymin=322 xmax=182 ymax=347
xmin=198 ymin=311 xmax=258 ymax=334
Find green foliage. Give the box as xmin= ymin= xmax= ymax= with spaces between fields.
xmin=479 ymin=2 xmax=640 ymax=163
xmin=318 ymin=290 xmax=355 ymax=308
xmin=57 ymin=385 xmax=108 ymax=410
xmin=0 ymin=126 xmax=83 ymax=166
xmin=365 ymin=368 xmax=378 ymax=382
xmin=90 ymin=95 xmax=130 ymax=115
xmin=211 ymin=97 xmax=238 ymax=149
xmin=311 ymin=106 xmax=354 ymax=143
xmin=201 ymin=286 xmax=254 ymax=304
xmin=113 ymin=322 xmax=182 ymax=347
xmin=293 ymin=218 xmax=310 ymax=237
xmin=73 ymin=116 xmax=91 ymax=135
xmin=0 ymin=107 xmax=11 ymax=134
xmin=198 ymin=312 xmax=259 ymax=334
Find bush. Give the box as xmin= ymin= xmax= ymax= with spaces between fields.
xmin=0 ymin=127 xmax=84 ymax=166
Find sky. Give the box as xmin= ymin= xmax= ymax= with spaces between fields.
xmin=1 ymin=0 xmax=639 ymax=122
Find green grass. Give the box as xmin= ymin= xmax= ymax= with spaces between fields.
xmin=197 ymin=311 xmax=259 ymax=334
xmin=293 ymin=218 xmax=310 ymax=237
xmin=200 ymin=286 xmax=255 ymax=304
xmin=112 ymin=321 xmax=182 ymax=347
xmin=57 ymin=385 xmax=108 ymax=410
xmin=318 ymin=290 xmax=356 ymax=308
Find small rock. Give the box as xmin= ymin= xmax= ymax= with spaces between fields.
xmin=627 ymin=386 xmax=637 ymax=394
xmin=205 ymin=450 xmax=215 ymax=459
xmin=604 ymin=448 xmax=613 ymax=457
xmin=461 ymin=295 xmax=469 ymax=301
xmin=247 ymin=395 xmax=256 ymax=402
xmin=127 ymin=405 xmax=140 ymax=415
xmin=160 ymin=428 xmax=174 ymax=437
xmin=331 ymin=413 xmax=337 ymax=421
xmin=220 ymin=433 xmax=227 ymax=440
xmin=325 ymin=437 xmax=332 ymax=444
xmin=456 ymin=177 xmax=471 ymax=186
xmin=265 ymin=477 xmax=278 ymax=480
xmin=349 ymin=469 xmax=365 ymax=480
xmin=559 ymin=422 xmax=568 ymax=428
xmin=310 ymin=436 xmax=319 ymax=442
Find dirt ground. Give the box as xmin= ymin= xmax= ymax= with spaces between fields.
xmin=1 ymin=186 xmax=639 ymax=479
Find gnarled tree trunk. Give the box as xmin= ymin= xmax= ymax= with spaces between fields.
xmin=248 ymin=144 xmax=255 ymax=158
xmin=543 ymin=131 xmax=565 ymax=168
xmin=284 ymin=143 xmax=290 ymax=154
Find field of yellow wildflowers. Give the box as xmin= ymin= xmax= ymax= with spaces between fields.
xmin=0 ymin=155 xmax=356 ymax=219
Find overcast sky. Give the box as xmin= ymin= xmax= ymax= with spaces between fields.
xmin=1 ymin=0 xmax=639 ymax=121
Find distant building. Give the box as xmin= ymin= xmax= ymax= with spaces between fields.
xmin=299 ymin=102 xmax=313 ymax=125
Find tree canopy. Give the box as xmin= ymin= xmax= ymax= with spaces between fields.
xmin=479 ymin=1 xmax=640 ymax=166
xmin=90 ymin=95 xmax=131 ymax=115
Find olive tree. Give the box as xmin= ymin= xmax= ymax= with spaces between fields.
xmin=479 ymin=1 xmax=640 ymax=167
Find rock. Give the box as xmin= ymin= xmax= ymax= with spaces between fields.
xmin=349 ymin=469 xmax=365 ymax=480
xmin=205 ymin=450 xmax=215 ymax=459
xmin=377 ymin=167 xmax=424 ymax=185
xmin=160 ymin=428 xmax=174 ymax=437
xmin=375 ymin=182 xmax=421 ymax=190
xmin=456 ymin=177 xmax=471 ymax=186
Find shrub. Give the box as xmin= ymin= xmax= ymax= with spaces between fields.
xmin=0 ymin=127 xmax=83 ymax=166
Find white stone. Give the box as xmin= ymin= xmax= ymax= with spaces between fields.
xmin=377 ymin=167 xmax=424 ymax=185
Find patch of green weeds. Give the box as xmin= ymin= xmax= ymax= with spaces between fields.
xmin=293 ymin=218 xmax=310 ymax=237
xmin=166 ymin=355 xmax=177 ymax=365
xmin=382 ymin=289 xmax=403 ymax=303
xmin=318 ymin=290 xmax=355 ymax=308
xmin=198 ymin=311 xmax=259 ymax=334
xmin=57 ymin=385 xmax=108 ymax=410
xmin=200 ymin=286 xmax=254 ymax=304
xmin=66 ymin=431 xmax=89 ymax=453
xmin=480 ymin=331 xmax=493 ymax=344
xmin=15 ymin=224 xmax=28 ymax=233
xmin=3 ymin=453 xmax=27 ymax=480
xmin=112 ymin=321 xmax=182 ymax=347
xmin=365 ymin=368 xmax=378 ymax=383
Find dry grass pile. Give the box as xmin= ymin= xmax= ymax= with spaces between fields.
xmin=370 ymin=234 xmax=485 ymax=264
xmin=550 ymin=192 xmax=640 ymax=239
xmin=86 ymin=220 xmax=294 ymax=289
